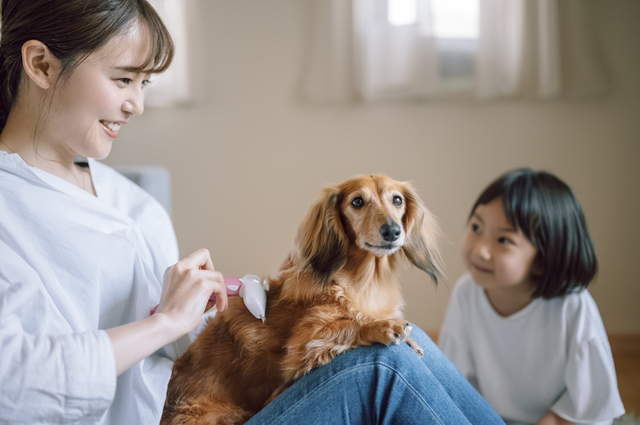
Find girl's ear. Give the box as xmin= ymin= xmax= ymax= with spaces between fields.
xmin=21 ymin=40 xmax=60 ymax=90
xmin=295 ymin=187 xmax=349 ymax=286
xmin=401 ymin=184 xmax=444 ymax=283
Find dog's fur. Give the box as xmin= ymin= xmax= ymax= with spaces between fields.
xmin=160 ymin=174 xmax=443 ymax=425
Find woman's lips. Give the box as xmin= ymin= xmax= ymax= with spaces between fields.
xmin=100 ymin=120 xmax=121 ymax=138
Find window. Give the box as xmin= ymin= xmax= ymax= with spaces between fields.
xmin=387 ymin=0 xmax=479 ymax=89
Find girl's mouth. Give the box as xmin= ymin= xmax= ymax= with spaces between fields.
xmin=472 ymin=263 xmax=492 ymax=273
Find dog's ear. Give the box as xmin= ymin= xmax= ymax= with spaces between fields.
xmin=295 ymin=187 xmax=349 ymax=287
xmin=401 ymin=185 xmax=444 ymax=283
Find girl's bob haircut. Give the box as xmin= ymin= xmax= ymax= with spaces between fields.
xmin=469 ymin=168 xmax=597 ymax=299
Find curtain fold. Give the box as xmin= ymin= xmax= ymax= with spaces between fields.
xmin=301 ymin=0 xmax=609 ymax=103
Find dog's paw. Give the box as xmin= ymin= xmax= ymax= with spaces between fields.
xmin=367 ymin=318 xmax=413 ymax=347
xmin=404 ymin=337 xmax=424 ymax=357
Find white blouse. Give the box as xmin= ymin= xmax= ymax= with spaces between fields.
xmin=439 ymin=273 xmax=625 ymax=425
xmin=0 ymin=151 xmax=179 ymax=424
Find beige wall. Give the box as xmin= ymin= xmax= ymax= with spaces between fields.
xmin=104 ymin=0 xmax=640 ymax=334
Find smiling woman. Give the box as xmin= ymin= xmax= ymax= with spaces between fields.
xmin=0 ymin=0 xmax=173 ymax=192
xmin=0 ymin=2 xmax=234 ymax=425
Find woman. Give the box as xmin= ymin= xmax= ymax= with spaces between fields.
xmin=0 ymin=1 xmax=503 ymax=424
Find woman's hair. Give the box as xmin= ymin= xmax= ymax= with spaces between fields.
xmin=0 ymin=0 xmax=174 ymax=131
xmin=469 ymin=168 xmax=597 ymax=299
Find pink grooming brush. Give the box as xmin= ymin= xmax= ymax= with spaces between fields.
xmin=150 ymin=275 xmax=269 ymax=322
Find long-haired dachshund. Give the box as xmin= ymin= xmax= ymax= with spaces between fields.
xmin=161 ymin=174 xmax=443 ymax=424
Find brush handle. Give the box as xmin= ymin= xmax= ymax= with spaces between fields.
xmin=150 ymin=277 xmax=242 ymax=315
xmin=208 ymin=277 xmax=243 ymax=304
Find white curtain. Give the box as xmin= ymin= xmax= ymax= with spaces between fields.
xmin=301 ymin=0 xmax=609 ymax=102
xmin=145 ymin=0 xmax=192 ymax=107
xmin=476 ymin=0 xmax=608 ymax=100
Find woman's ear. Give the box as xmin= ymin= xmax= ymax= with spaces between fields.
xmin=21 ymin=40 xmax=60 ymax=90
xmin=401 ymin=185 xmax=444 ymax=284
xmin=294 ymin=186 xmax=349 ymax=287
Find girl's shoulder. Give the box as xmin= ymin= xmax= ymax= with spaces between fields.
xmin=549 ymin=289 xmax=608 ymax=345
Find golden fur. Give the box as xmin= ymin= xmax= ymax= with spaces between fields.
xmin=160 ymin=174 xmax=443 ymax=425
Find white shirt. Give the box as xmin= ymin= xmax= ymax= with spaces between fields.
xmin=0 ymin=151 xmax=179 ymax=424
xmin=439 ymin=273 xmax=625 ymax=425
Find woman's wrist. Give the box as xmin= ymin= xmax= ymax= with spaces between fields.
xmin=106 ymin=312 xmax=188 ymax=376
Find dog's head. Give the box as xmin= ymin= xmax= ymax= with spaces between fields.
xmin=295 ymin=175 xmax=443 ymax=287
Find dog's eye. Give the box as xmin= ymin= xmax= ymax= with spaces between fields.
xmin=351 ymin=196 xmax=364 ymax=209
xmin=392 ymin=196 xmax=403 ymax=207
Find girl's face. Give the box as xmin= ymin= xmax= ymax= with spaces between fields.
xmin=462 ymin=197 xmax=538 ymax=292
xmin=45 ymin=22 xmax=151 ymax=160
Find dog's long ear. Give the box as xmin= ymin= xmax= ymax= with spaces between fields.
xmin=401 ymin=185 xmax=444 ymax=283
xmin=295 ymin=187 xmax=349 ymax=286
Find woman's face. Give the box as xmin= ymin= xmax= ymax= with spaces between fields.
xmin=45 ymin=21 xmax=151 ymax=160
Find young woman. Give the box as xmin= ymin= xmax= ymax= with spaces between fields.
xmin=0 ymin=1 xmax=503 ymax=423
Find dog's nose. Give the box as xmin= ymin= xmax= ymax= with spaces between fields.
xmin=380 ymin=222 xmax=401 ymax=242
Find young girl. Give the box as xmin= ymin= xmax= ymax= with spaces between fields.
xmin=0 ymin=1 xmax=504 ymax=424
xmin=439 ymin=168 xmax=625 ymax=425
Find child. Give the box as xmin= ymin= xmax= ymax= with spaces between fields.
xmin=439 ymin=168 xmax=625 ymax=425
xmin=0 ymin=1 xmax=503 ymax=423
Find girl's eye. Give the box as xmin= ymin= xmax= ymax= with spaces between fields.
xmin=498 ymin=237 xmax=513 ymax=244
xmin=392 ymin=196 xmax=403 ymax=207
xmin=117 ymin=78 xmax=133 ymax=85
xmin=351 ymin=196 xmax=364 ymax=209
xmin=142 ymin=79 xmax=152 ymax=87
xmin=471 ymin=223 xmax=480 ymax=233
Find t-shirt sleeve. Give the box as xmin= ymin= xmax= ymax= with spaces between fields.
xmin=0 ymin=240 xmax=117 ymax=423
xmin=438 ymin=275 xmax=478 ymax=390
xmin=551 ymin=337 xmax=625 ymax=423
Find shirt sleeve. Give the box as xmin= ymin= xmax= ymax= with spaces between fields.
xmin=552 ymin=337 xmax=625 ymax=423
xmin=0 ymin=240 xmax=117 ymax=423
xmin=438 ymin=275 xmax=479 ymax=390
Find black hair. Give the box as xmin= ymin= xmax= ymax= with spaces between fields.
xmin=0 ymin=0 xmax=174 ymax=131
xmin=469 ymin=168 xmax=597 ymax=299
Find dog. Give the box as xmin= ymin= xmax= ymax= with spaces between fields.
xmin=160 ymin=174 xmax=443 ymax=424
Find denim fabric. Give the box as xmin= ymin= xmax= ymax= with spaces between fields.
xmin=248 ymin=324 xmax=504 ymax=424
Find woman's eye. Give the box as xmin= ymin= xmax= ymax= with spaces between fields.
xmin=471 ymin=223 xmax=480 ymax=233
xmin=498 ymin=237 xmax=513 ymax=244
xmin=392 ymin=196 xmax=403 ymax=207
xmin=117 ymin=78 xmax=133 ymax=85
xmin=351 ymin=196 xmax=364 ymax=209
xmin=142 ymin=79 xmax=152 ymax=87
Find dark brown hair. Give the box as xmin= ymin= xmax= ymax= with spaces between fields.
xmin=469 ymin=168 xmax=598 ymax=299
xmin=0 ymin=0 xmax=174 ymax=131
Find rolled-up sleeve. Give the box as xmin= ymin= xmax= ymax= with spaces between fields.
xmin=0 ymin=241 xmax=117 ymax=423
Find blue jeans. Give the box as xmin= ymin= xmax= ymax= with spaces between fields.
xmin=247 ymin=324 xmax=503 ymax=424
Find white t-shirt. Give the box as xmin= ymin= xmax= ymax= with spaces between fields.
xmin=0 ymin=151 xmax=180 ymax=424
xmin=439 ymin=273 xmax=625 ymax=425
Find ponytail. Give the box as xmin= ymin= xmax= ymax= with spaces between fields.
xmin=0 ymin=48 xmax=8 ymax=132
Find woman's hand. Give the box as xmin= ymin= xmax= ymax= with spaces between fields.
xmin=107 ymin=249 xmax=227 ymax=376
xmin=155 ymin=248 xmax=228 ymax=337
xmin=536 ymin=411 xmax=573 ymax=425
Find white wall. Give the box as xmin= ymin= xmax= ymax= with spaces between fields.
xmin=104 ymin=0 xmax=640 ymax=334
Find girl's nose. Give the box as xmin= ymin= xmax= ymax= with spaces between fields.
xmin=473 ymin=240 xmax=491 ymax=260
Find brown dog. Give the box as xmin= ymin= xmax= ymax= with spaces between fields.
xmin=160 ymin=174 xmax=443 ymax=424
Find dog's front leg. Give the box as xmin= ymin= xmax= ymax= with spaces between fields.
xmin=281 ymin=308 xmax=362 ymax=381
xmin=358 ymin=318 xmax=424 ymax=357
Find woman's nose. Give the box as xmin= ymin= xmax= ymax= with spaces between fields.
xmin=122 ymin=90 xmax=144 ymax=116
